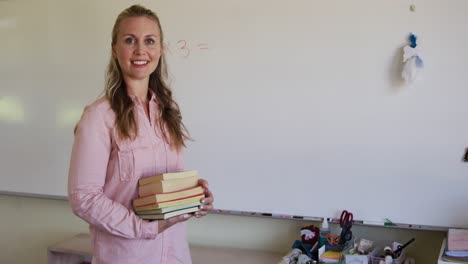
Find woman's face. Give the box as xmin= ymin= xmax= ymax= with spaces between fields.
xmin=113 ymin=16 xmax=161 ymax=82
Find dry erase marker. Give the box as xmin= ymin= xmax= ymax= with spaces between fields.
xmin=384 ymin=218 xmax=396 ymax=226
xmin=272 ymin=213 xmax=293 ymax=219
xmin=363 ymin=221 xmax=386 ymax=226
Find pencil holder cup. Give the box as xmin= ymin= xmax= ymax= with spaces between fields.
xmin=343 ymin=244 xmax=378 ymax=264
xmin=369 ymin=246 xmax=406 ymax=264
xmin=325 ymin=240 xmax=350 ymax=252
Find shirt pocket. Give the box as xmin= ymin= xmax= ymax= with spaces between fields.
xmin=115 ymin=135 xmax=150 ymax=182
xmin=117 ymin=150 xmax=135 ymax=181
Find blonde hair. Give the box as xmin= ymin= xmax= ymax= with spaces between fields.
xmin=105 ymin=5 xmax=189 ymax=151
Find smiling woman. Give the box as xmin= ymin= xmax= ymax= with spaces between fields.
xmin=112 ymin=16 xmax=161 ymax=86
xmin=67 ymin=5 xmax=214 ymax=264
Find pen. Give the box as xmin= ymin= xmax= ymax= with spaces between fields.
xmin=393 ymin=238 xmax=415 ymax=256
xmin=310 ymin=241 xmax=319 ymax=252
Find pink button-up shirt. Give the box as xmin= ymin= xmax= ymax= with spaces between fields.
xmin=68 ymin=94 xmax=192 ymax=264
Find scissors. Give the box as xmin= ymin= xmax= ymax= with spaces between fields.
xmin=338 ymin=210 xmax=353 ymax=245
xmin=325 ymin=233 xmax=341 ymax=245
xmin=325 ymin=210 xmax=354 ymax=245
xmin=340 ymin=210 xmax=353 ymax=227
xmin=339 ymin=221 xmax=353 ymax=245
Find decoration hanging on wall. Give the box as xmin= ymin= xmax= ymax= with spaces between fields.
xmin=402 ymin=33 xmax=424 ymax=84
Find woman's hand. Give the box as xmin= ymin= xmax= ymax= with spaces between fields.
xmin=156 ymin=178 xmax=213 ymax=232
xmin=194 ymin=179 xmax=214 ymax=218
xmin=157 ymin=213 xmax=192 ymax=233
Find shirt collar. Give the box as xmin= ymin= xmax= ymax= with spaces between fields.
xmin=149 ymin=90 xmax=157 ymax=102
xmin=128 ymin=89 xmax=157 ymax=104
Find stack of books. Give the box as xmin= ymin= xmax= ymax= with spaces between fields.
xmin=133 ymin=170 xmax=204 ymax=220
xmin=442 ymin=229 xmax=468 ymax=263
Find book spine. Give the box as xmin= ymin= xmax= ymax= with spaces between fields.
xmin=139 ymin=170 xmax=198 ymax=185
xmin=138 ymin=182 xmax=163 ymax=197
xmin=134 ymin=194 xmax=205 ymax=211
xmin=139 ymin=177 xmax=198 ymax=196
xmin=134 ymin=193 xmax=205 ymax=208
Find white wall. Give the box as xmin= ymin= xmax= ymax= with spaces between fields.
xmin=0 ymin=195 xmax=445 ymax=263
xmin=2 ymin=0 xmax=468 ymax=228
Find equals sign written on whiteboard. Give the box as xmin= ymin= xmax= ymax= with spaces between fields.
xmin=196 ymin=43 xmax=209 ymax=50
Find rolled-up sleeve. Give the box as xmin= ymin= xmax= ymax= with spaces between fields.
xmin=68 ymin=106 xmax=158 ymax=239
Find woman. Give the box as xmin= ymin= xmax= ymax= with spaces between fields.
xmin=68 ymin=5 xmax=213 ymax=264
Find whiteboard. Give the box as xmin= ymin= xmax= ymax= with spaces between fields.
xmin=1 ymin=0 xmax=468 ymax=228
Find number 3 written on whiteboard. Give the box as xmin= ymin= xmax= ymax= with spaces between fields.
xmin=164 ymin=40 xmax=209 ymax=58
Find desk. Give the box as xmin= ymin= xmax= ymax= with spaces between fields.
xmin=47 ymin=233 xmax=283 ymax=264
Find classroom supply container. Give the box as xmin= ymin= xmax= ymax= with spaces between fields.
xmin=369 ymin=246 xmax=406 ymax=264
xmin=342 ymin=238 xmax=377 ymax=264
xmin=344 ymin=247 xmax=379 ymax=264
xmin=319 ymin=241 xmax=350 ymax=263
xmin=326 ymin=240 xmax=350 ymax=252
